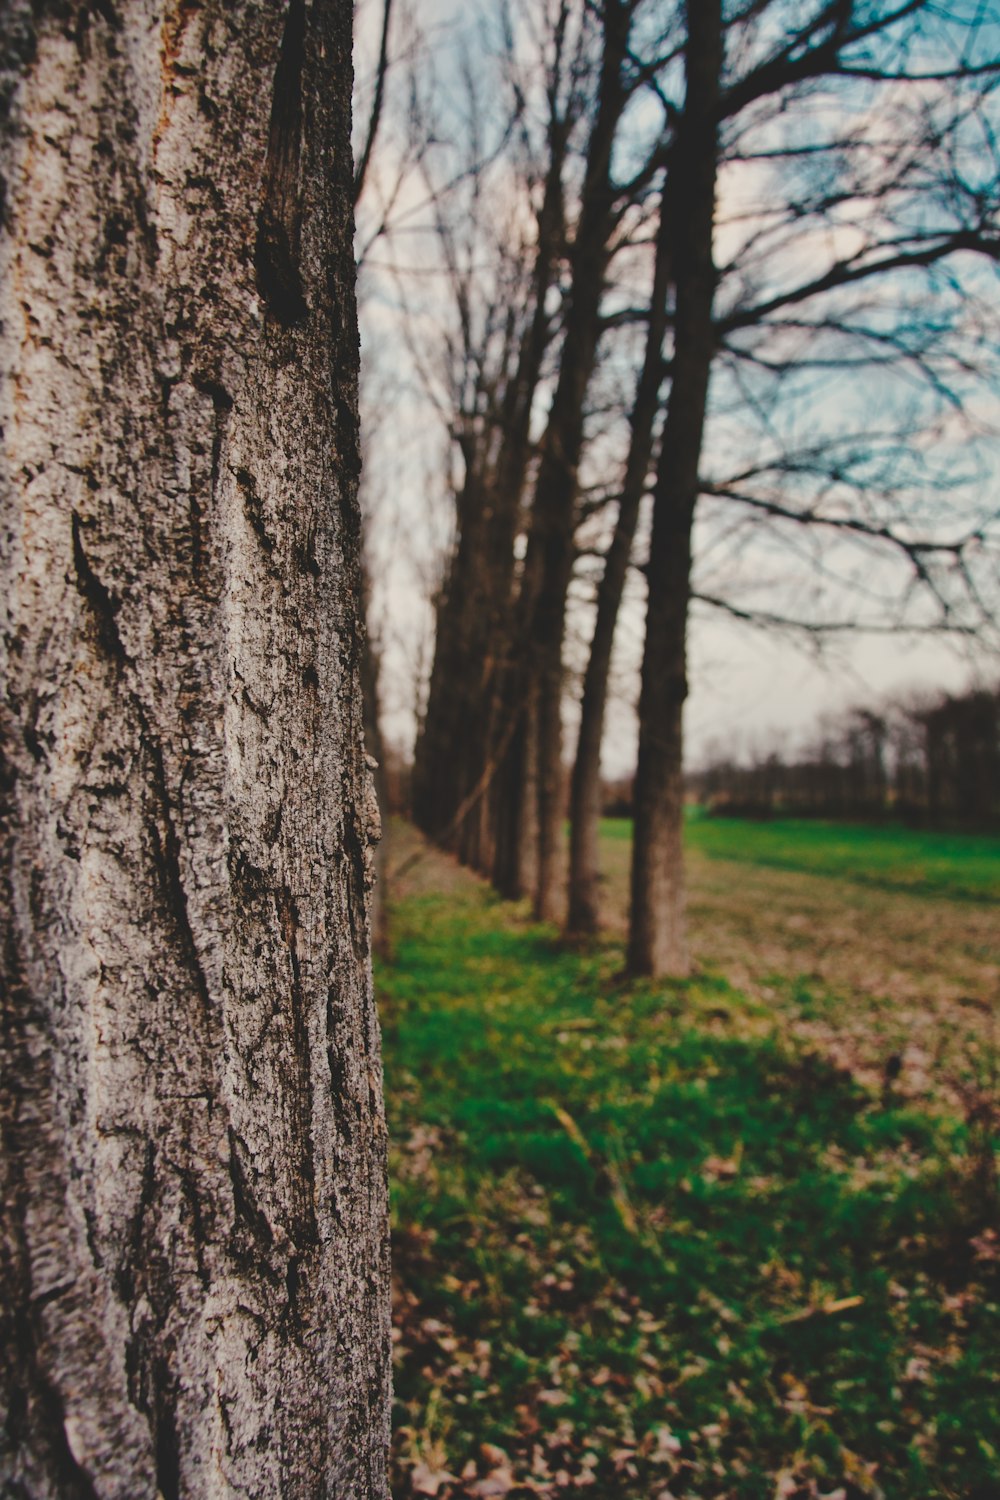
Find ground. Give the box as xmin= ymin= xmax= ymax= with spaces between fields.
xmin=376 ymin=815 xmax=999 ymax=1500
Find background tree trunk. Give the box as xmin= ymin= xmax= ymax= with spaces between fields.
xmin=525 ymin=0 xmax=629 ymax=923
xmin=628 ymin=0 xmax=722 ymax=979
xmin=0 ymin=3 xmax=390 ymax=1496
xmin=566 ymin=192 xmax=672 ymax=935
xmin=412 ymin=112 xmax=565 ymax=873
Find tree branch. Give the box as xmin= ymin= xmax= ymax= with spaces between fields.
xmin=354 ymin=0 xmax=395 ymax=206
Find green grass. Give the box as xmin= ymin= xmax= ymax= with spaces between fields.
xmin=379 ymin=846 xmax=1000 ymax=1500
xmin=600 ymin=810 xmax=1000 ymax=902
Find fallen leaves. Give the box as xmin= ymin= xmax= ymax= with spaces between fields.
xmin=411 ymin=1460 xmax=457 ymax=1497
xmin=779 ymin=1294 xmax=864 ymax=1326
xmin=467 ymin=1446 xmax=516 ymax=1497
xmin=701 ymin=1142 xmax=744 ymax=1182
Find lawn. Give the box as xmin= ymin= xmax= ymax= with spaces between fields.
xmin=377 ymin=818 xmax=999 ymax=1499
xmin=602 ymin=811 xmax=1000 ymax=902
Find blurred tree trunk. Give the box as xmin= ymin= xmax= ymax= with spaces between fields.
xmin=413 ymin=0 xmax=632 ymax=918
xmin=412 ymin=452 xmax=491 ymax=846
xmin=628 ymin=0 xmax=722 ymax=978
xmin=0 ymin=2 xmax=390 ymax=1496
xmin=491 ymin=708 xmax=536 ymax=894
xmin=468 ymin=143 xmax=567 ymax=880
xmin=413 ymin=91 xmax=568 ymax=876
xmin=361 ymin=563 xmax=391 ymax=958
xmin=524 ymin=0 xmax=630 ymax=922
xmin=566 ymin=194 xmax=673 ymax=935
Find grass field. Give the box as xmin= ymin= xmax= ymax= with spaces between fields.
xmin=377 ymin=818 xmax=999 ymax=1499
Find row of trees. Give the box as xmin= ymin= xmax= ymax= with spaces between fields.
xmin=362 ymin=0 xmax=999 ymax=975
xmin=692 ymin=684 xmax=1000 ymax=827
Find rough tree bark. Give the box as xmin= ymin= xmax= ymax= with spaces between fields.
xmin=628 ymin=0 xmax=722 ymax=978
xmin=0 ymin=2 xmax=390 ymax=1496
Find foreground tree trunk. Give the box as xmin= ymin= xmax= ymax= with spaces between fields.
xmin=0 ymin=3 xmax=390 ymax=1496
xmin=628 ymin=0 xmax=722 ymax=978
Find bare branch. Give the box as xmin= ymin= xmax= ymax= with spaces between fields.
xmin=354 ymin=0 xmax=395 ymax=205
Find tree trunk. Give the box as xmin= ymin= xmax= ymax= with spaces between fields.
xmin=412 ymin=449 xmax=494 ymax=852
xmin=628 ymin=0 xmax=722 ymax=979
xmin=361 ymin=563 xmax=391 ymax=960
xmin=526 ymin=0 xmax=630 ymax=922
xmin=566 ymin=192 xmax=673 ymax=935
xmin=413 ymin=115 xmax=565 ymax=874
xmin=0 ymin=4 xmax=390 ymax=1496
xmin=490 ymin=693 xmax=533 ymax=900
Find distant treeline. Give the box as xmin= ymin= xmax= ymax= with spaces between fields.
xmin=682 ymin=685 xmax=1000 ymax=830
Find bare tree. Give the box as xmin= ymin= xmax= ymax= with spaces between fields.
xmin=410 ymin=0 xmax=667 ymax=918
xmin=512 ymin=0 xmax=635 ymax=921
xmin=566 ymin=158 xmax=673 ymax=934
xmin=0 ymin=2 xmax=390 ymax=1494
xmin=628 ymin=0 xmax=723 ymax=975
xmin=411 ymin=0 xmax=584 ymax=880
xmin=629 ymin=0 xmax=1000 ymax=975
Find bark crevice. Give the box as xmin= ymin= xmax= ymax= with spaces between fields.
xmin=255 ymin=0 xmax=308 ymax=327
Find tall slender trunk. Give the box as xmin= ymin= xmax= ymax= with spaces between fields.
xmin=567 ymin=194 xmax=673 ymax=934
xmin=628 ymin=0 xmax=722 ymax=979
xmin=490 ymin=489 xmax=550 ymax=900
xmin=527 ymin=0 xmax=630 ymax=921
xmin=0 ymin=3 xmax=390 ymax=1495
xmin=411 ymin=455 xmax=489 ymax=845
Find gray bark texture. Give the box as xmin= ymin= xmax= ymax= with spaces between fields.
xmin=0 ymin=2 xmax=391 ymax=1496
